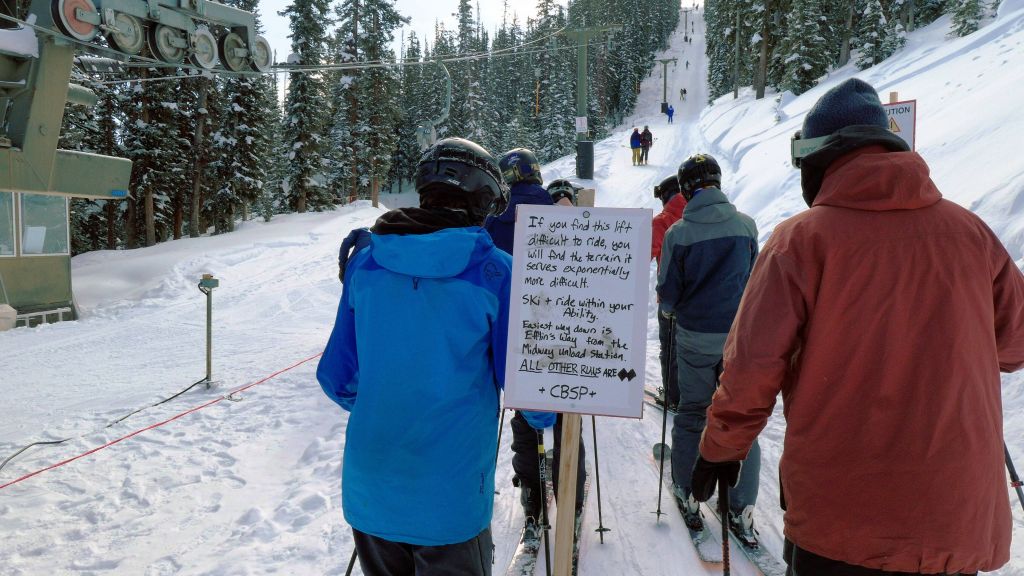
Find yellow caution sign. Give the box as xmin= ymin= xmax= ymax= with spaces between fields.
xmin=889 ymin=117 xmax=901 ymax=133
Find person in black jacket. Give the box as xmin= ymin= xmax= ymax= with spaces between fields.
xmin=640 ymin=126 xmax=653 ymax=165
xmin=484 ymin=148 xmax=587 ymax=537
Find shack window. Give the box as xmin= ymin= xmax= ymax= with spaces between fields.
xmin=20 ymin=194 xmax=69 ymax=255
xmin=0 ymin=192 xmax=13 ymax=256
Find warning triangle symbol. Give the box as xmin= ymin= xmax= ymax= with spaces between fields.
xmin=889 ymin=117 xmax=901 ymax=133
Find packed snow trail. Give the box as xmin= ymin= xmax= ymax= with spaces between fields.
xmin=3 ymin=1 xmax=1024 ymax=574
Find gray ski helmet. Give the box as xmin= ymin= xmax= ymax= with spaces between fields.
xmin=416 ymin=138 xmax=509 ymax=220
xmin=677 ymin=153 xmax=722 ymax=201
xmin=547 ymin=179 xmax=577 ymax=205
xmin=498 ymin=148 xmax=543 ymax=186
xmin=654 ymin=174 xmax=680 ymax=204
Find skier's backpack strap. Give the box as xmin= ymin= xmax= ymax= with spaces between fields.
xmin=338 ymin=228 xmax=371 ymax=283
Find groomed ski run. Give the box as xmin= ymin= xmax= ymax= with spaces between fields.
xmin=2 ymin=1 xmax=1024 ymax=575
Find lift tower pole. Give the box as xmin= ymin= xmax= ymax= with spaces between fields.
xmin=562 ymin=25 xmax=620 ymax=179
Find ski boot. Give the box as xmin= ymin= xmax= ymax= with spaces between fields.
xmin=673 ymin=485 xmax=704 ymax=531
xmin=728 ymin=505 xmax=760 ymax=549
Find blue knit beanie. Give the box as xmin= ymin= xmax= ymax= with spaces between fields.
xmin=802 ymin=78 xmax=888 ymax=139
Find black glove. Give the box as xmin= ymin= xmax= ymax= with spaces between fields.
xmin=690 ymin=455 xmax=741 ymax=503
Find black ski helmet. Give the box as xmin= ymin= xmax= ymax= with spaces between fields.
xmin=547 ymin=179 xmax=577 ymax=205
xmin=415 ymin=138 xmax=509 ymax=222
xmin=653 ymin=174 xmax=681 ymax=204
xmin=677 ymin=153 xmax=722 ymax=201
xmin=498 ymin=148 xmax=543 ymax=186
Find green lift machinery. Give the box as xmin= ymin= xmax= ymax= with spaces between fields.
xmin=0 ymin=0 xmax=268 ymax=327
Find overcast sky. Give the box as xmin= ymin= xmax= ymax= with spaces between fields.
xmin=258 ymin=0 xmax=566 ymax=63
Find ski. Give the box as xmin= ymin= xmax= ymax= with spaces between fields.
xmin=504 ymin=518 xmax=545 ymax=576
xmin=650 ymin=442 xmax=723 ymax=563
xmin=705 ymin=498 xmax=788 ymax=576
xmin=504 ymin=464 xmax=591 ymax=576
xmin=643 ymin=387 xmax=676 ymax=412
xmin=571 ymin=471 xmax=592 ymax=576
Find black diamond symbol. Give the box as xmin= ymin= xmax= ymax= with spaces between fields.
xmin=617 ymin=369 xmax=627 ymax=381
xmin=625 ymin=369 xmax=637 ymax=381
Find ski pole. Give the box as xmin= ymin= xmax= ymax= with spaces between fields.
xmin=591 ymin=415 xmax=611 ymax=543
xmin=1006 ymin=442 xmax=1024 ymax=515
xmin=496 ymin=408 xmax=506 ymax=466
xmin=719 ymin=476 xmax=730 ymax=576
xmin=537 ymin=429 xmax=552 ymax=576
xmin=344 ymin=549 xmax=357 ymax=576
xmin=494 ymin=408 xmax=506 ymax=495
xmin=654 ymin=317 xmax=675 ymax=521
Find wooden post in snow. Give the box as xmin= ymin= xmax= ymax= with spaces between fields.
xmin=552 ymin=188 xmax=594 ymax=576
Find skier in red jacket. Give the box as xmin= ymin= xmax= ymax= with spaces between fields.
xmin=691 ymin=78 xmax=1024 ymax=575
xmin=651 ymin=175 xmax=687 ymax=411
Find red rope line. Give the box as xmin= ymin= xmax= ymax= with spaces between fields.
xmin=0 ymin=353 xmax=323 ymax=491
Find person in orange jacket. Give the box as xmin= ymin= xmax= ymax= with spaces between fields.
xmin=690 ymin=78 xmax=1024 ymax=575
xmin=652 ymin=175 xmax=687 ymax=410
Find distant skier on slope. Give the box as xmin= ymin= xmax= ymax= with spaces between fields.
xmin=691 ymin=78 xmax=1024 ymax=575
xmin=656 ymin=153 xmax=762 ymax=543
xmin=651 ymin=175 xmax=688 ymax=411
xmin=640 ymin=126 xmax=654 ymax=165
xmin=630 ymin=128 xmax=642 ymax=165
xmin=317 ymin=138 xmax=553 ymax=576
xmin=485 ymin=149 xmax=587 ymax=538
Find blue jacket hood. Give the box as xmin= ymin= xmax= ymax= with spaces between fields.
xmin=371 ymin=227 xmax=491 ymax=278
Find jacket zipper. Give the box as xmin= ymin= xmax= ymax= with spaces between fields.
xmin=413 ymin=277 xmax=420 ymax=290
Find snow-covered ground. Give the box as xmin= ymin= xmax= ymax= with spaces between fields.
xmin=2 ymin=2 xmax=1023 ymax=574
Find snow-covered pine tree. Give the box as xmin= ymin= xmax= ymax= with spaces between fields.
xmin=216 ymin=0 xmax=275 ymax=224
xmin=121 ymin=69 xmax=187 ymax=246
xmin=855 ymin=0 xmax=888 ymax=68
xmin=280 ymin=0 xmax=331 ymax=212
xmin=457 ymin=1 xmax=492 ymax=149
xmin=261 ymin=72 xmax=288 ymax=221
xmin=326 ymin=2 xmax=358 ymax=204
xmin=391 ymin=30 xmax=425 ymax=191
xmin=780 ymin=0 xmax=830 ymax=95
xmin=881 ymin=12 xmax=908 ymax=58
xmin=705 ymin=0 xmax=736 ymax=99
xmin=340 ymin=0 xmax=404 ymax=201
xmin=950 ymin=0 xmax=983 ymax=36
xmin=533 ymin=3 xmax=575 ymax=162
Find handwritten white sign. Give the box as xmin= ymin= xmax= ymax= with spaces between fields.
xmin=503 ymin=205 xmax=652 ymax=418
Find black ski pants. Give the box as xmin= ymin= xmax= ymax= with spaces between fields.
xmin=783 ymin=539 xmax=977 ymax=576
xmin=510 ymin=411 xmax=586 ymax=518
xmin=353 ymin=527 xmax=492 ymax=576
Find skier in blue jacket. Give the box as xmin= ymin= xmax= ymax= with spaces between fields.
xmin=318 ymin=138 xmax=554 ymax=576
xmin=484 ymin=148 xmax=587 ymax=541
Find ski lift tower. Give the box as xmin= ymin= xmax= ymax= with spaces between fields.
xmin=0 ymin=0 xmax=270 ymax=326
xmin=563 ymin=24 xmax=619 ymax=180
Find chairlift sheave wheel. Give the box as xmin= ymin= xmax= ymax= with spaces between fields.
xmin=52 ymin=0 xmax=99 ymax=42
xmin=148 ymin=24 xmax=187 ymax=64
xmin=250 ymin=35 xmax=272 ymax=72
xmin=105 ymin=12 xmax=144 ymax=55
xmin=189 ymin=26 xmax=218 ymax=69
xmin=218 ymin=32 xmax=247 ymax=72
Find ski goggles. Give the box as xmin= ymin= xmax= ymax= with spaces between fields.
xmin=790 ymin=131 xmax=830 ymax=169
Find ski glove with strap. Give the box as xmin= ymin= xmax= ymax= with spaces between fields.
xmin=690 ymin=455 xmax=741 ymax=502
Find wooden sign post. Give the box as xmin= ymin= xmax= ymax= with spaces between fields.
xmin=503 ymin=190 xmax=651 ymax=575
